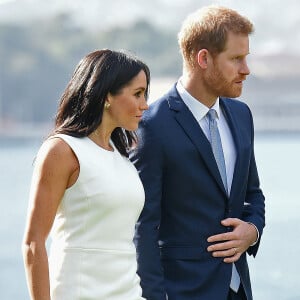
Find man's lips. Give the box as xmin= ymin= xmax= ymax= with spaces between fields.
xmin=235 ymin=77 xmax=246 ymax=84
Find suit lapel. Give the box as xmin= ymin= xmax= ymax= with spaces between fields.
xmin=220 ymin=98 xmax=243 ymax=202
xmin=168 ymin=89 xmax=227 ymax=196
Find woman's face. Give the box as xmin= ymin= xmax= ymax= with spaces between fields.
xmin=106 ymin=70 xmax=149 ymax=131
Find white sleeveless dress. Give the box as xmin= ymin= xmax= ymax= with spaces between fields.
xmin=48 ymin=134 xmax=146 ymax=300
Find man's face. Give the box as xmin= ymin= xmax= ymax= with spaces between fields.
xmin=204 ymin=32 xmax=250 ymax=99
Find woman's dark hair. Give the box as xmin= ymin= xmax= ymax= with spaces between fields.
xmin=53 ymin=49 xmax=150 ymax=157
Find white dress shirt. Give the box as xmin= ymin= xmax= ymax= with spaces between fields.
xmin=176 ymin=80 xmax=260 ymax=243
xmin=176 ymin=79 xmax=241 ymax=292
xmin=176 ymin=80 xmax=237 ymax=193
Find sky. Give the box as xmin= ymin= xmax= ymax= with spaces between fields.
xmin=0 ymin=0 xmax=299 ymax=56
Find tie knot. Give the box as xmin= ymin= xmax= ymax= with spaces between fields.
xmin=207 ymin=109 xmax=217 ymax=121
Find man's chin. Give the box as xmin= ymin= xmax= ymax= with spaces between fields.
xmin=222 ymin=89 xmax=243 ymax=99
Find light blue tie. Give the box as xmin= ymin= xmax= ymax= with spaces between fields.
xmin=207 ymin=109 xmax=228 ymax=192
xmin=207 ymin=109 xmax=240 ymax=292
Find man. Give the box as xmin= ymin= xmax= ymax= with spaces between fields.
xmin=131 ymin=5 xmax=265 ymax=300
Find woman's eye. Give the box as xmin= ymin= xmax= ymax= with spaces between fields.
xmin=234 ymin=56 xmax=244 ymax=62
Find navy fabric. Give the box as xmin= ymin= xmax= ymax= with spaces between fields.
xmin=131 ymin=85 xmax=265 ymax=300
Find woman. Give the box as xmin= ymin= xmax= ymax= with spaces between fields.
xmin=22 ymin=49 xmax=150 ymax=299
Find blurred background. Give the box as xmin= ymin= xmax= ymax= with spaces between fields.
xmin=0 ymin=0 xmax=299 ymax=299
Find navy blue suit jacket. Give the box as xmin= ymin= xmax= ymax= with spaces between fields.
xmin=131 ymin=85 xmax=265 ymax=300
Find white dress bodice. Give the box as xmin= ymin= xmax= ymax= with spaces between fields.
xmin=48 ymin=134 xmax=145 ymax=300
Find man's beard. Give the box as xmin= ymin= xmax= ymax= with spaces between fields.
xmin=204 ymin=64 xmax=244 ymax=99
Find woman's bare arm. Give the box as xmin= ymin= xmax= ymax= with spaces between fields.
xmin=22 ymin=138 xmax=78 ymax=300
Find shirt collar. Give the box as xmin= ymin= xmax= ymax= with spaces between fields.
xmin=176 ymin=78 xmax=221 ymax=121
xmin=210 ymin=98 xmax=221 ymax=119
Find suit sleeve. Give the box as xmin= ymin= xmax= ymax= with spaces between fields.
xmin=242 ymin=106 xmax=265 ymax=257
xmin=130 ymin=118 xmax=167 ymax=300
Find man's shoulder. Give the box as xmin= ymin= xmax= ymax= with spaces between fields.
xmin=144 ymin=85 xmax=178 ymax=119
xmin=221 ymin=97 xmax=254 ymax=128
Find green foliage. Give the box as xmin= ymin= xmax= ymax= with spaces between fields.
xmin=94 ymin=20 xmax=181 ymax=75
xmin=0 ymin=15 xmax=181 ymax=123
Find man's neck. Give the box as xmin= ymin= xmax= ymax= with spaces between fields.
xmin=181 ymin=72 xmax=217 ymax=108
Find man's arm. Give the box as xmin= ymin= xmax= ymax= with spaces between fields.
xmin=207 ymin=106 xmax=265 ymax=260
xmin=131 ymin=118 xmax=167 ymax=300
xmin=239 ymin=105 xmax=265 ymax=256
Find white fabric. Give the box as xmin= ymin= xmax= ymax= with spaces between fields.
xmin=176 ymin=80 xmax=236 ymax=193
xmin=176 ymin=80 xmax=240 ymax=291
xmin=49 ymin=134 xmax=145 ymax=300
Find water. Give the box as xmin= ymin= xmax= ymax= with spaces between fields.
xmin=0 ymin=134 xmax=299 ymax=300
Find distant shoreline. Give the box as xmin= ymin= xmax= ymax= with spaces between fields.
xmin=1 ymin=128 xmax=300 ymax=143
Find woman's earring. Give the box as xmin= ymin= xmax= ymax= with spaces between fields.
xmin=104 ymin=102 xmax=111 ymax=110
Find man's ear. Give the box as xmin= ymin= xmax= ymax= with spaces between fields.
xmin=197 ymin=49 xmax=209 ymax=69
